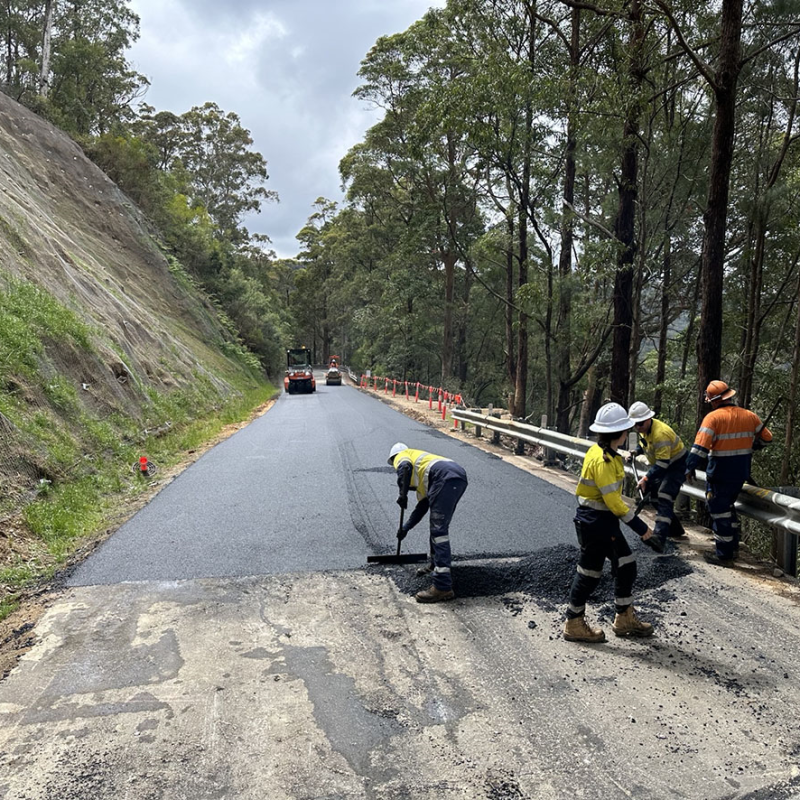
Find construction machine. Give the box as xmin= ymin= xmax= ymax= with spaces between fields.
xmin=284 ymin=347 xmax=316 ymax=394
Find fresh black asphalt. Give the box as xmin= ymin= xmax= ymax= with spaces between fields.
xmin=68 ymin=379 xmax=579 ymax=585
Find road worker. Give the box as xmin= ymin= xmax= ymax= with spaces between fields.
xmin=565 ymin=402 xmax=655 ymax=643
xmin=685 ymin=380 xmax=773 ymax=566
xmin=627 ymin=402 xmax=688 ymax=547
xmin=387 ymin=443 xmax=468 ymax=603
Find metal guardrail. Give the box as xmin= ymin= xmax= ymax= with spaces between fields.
xmin=451 ymin=408 xmax=800 ymax=545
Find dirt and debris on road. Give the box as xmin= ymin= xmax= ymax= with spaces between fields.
xmin=0 ymin=397 xmax=277 ymax=680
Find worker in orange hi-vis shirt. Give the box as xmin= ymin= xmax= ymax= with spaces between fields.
xmin=685 ymin=380 xmax=773 ymax=567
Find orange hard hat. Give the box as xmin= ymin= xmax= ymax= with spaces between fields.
xmin=705 ymin=380 xmax=736 ymax=402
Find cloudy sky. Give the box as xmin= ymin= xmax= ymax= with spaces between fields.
xmin=126 ymin=0 xmax=444 ymax=258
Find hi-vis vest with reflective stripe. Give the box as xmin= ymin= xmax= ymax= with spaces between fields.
xmin=394 ymin=448 xmax=452 ymax=501
xmin=639 ymin=418 xmax=686 ymax=469
xmin=690 ymin=405 xmax=772 ymax=461
xmin=575 ymin=444 xmax=635 ymax=524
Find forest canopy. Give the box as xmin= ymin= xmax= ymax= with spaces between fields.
xmin=2 ymin=0 xmax=800 ymax=484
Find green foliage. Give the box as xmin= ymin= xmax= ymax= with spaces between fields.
xmin=0 ymin=274 xmax=93 ymax=381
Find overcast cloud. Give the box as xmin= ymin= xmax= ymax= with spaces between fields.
xmin=126 ymin=0 xmax=443 ymax=257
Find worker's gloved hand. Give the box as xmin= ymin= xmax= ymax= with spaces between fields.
xmin=396 ymin=495 xmax=408 ymax=510
xmin=396 ymin=526 xmax=408 ymax=541
xmin=626 ymin=447 xmax=642 ymax=464
xmin=685 ymin=469 xmax=696 ymax=486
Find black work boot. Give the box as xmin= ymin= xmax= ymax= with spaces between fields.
xmin=644 ymin=535 xmax=665 ymax=554
xmin=668 ymin=518 xmax=687 ymax=538
xmin=703 ymin=550 xmax=736 ymax=567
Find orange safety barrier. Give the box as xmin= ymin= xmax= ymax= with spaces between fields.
xmin=357 ymin=370 xmax=468 ymax=422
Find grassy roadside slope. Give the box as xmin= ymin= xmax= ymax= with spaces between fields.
xmin=0 ymin=92 xmax=276 ymax=623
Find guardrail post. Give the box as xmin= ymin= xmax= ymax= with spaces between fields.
xmin=541 ymin=415 xmax=558 ymax=465
xmin=490 ymin=410 xmax=501 ymax=445
xmin=774 ymin=486 xmax=799 ymax=576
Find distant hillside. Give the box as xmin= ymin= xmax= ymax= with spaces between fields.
xmin=0 ymin=91 xmax=266 ymax=517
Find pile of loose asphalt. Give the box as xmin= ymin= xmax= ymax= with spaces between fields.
xmin=370 ymin=538 xmax=694 ymax=628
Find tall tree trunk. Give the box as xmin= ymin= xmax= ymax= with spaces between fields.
xmin=780 ymin=275 xmax=800 ymax=484
xmin=440 ymin=131 xmax=460 ymax=383
xmin=738 ymin=218 xmax=766 ymax=407
xmin=739 ymin=51 xmax=798 ymax=406
xmin=609 ymin=0 xmax=644 ymax=407
xmin=40 ymin=0 xmax=54 ymax=97
xmin=515 ymin=125 xmax=530 ymax=418
xmin=674 ymin=261 xmax=702 ymax=427
xmin=505 ymin=209 xmax=516 ymax=389
xmin=457 ymin=253 xmax=473 ymax=385
xmin=5 ymin=0 xmax=13 ymax=86
xmin=653 ymin=232 xmax=671 ymax=416
xmin=556 ymin=6 xmax=579 ymax=433
xmin=629 ymin=164 xmax=647 ymax=402
xmin=578 ymin=365 xmax=598 ymax=439
xmin=695 ymin=0 xmax=744 ymax=426
xmin=441 ymin=250 xmax=457 ymax=382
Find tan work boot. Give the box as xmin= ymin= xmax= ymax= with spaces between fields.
xmin=415 ymin=561 xmax=434 ymax=577
xmin=563 ymin=616 xmax=606 ymax=643
xmin=612 ymin=606 xmax=654 ymax=637
xmin=415 ymin=586 xmax=455 ymax=603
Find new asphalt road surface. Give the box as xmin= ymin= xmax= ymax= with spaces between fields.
xmin=68 ymin=379 xmax=576 ymax=585
xmin=3 ymin=376 xmax=800 ymax=800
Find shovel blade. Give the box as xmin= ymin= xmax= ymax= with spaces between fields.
xmin=367 ymin=552 xmax=429 ymax=564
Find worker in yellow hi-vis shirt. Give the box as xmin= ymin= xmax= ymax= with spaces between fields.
xmin=565 ymin=403 xmax=655 ymax=644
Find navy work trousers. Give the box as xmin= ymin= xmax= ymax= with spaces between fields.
xmin=427 ymin=477 xmax=467 ymax=591
xmin=706 ymin=479 xmax=744 ymax=560
xmin=647 ymin=455 xmax=687 ymax=543
xmin=567 ymin=509 xmax=637 ymax=618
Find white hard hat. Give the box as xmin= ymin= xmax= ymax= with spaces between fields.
xmin=628 ymin=401 xmax=655 ymax=424
xmin=589 ymin=402 xmax=635 ymax=434
xmin=387 ymin=442 xmax=408 ymax=465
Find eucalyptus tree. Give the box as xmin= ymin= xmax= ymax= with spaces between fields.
xmin=650 ymin=0 xmax=800 ymax=424
xmin=732 ymin=43 xmax=800 ymax=408
xmin=45 ymin=0 xmax=147 ymax=135
xmin=353 ymin=9 xmax=483 ymax=386
xmin=177 ymin=103 xmax=276 ymax=243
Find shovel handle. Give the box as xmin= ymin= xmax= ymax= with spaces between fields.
xmin=396 ymin=507 xmax=405 ymax=556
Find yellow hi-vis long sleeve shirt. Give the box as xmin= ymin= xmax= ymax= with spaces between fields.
xmin=637 ymin=418 xmax=686 ymax=481
xmin=576 ymin=444 xmax=646 ymax=535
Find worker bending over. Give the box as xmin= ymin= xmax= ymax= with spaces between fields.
xmin=565 ymin=403 xmax=655 ymax=643
xmin=685 ymin=380 xmax=772 ymax=566
xmin=628 ymin=401 xmax=688 ymax=548
xmin=388 ymin=443 xmax=468 ymax=603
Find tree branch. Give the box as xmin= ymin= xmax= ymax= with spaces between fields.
xmin=648 ymin=0 xmax=716 ymax=88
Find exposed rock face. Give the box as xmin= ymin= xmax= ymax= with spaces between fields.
xmin=0 ymin=91 xmax=252 ymax=492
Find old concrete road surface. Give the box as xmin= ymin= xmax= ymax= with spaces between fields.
xmin=2 ymin=378 xmax=800 ymax=800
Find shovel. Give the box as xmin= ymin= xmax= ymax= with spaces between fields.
xmin=630 ymin=456 xmax=650 ymax=515
xmin=630 ymin=457 xmax=665 ymax=554
xmin=367 ymin=507 xmax=429 ymax=564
